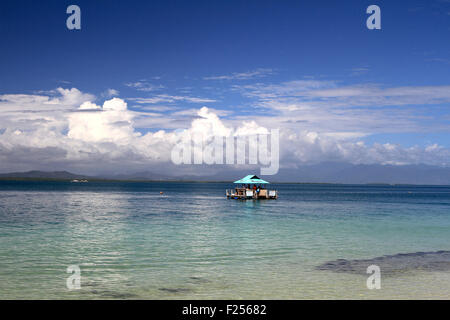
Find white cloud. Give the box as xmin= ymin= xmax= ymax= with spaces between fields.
xmin=350 ymin=67 xmax=370 ymax=76
xmin=130 ymin=94 xmax=216 ymax=104
xmin=0 ymin=88 xmax=449 ymax=174
xmin=232 ymin=80 xmax=450 ymax=134
xmin=79 ymin=101 xmax=101 ymax=110
xmin=204 ymin=68 xmax=273 ymax=80
xmin=53 ymin=88 xmax=96 ymax=106
xmin=104 ymin=88 xmax=120 ymax=97
xmin=279 ymin=129 xmax=450 ymax=168
xmin=236 ymin=80 xmax=450 ymax=105
xmin=170 ymin=107 xmax=231 ymax=118
xmin=68 ymin=98 xmax=138 ymax=144
xmin=125 ymin=81 xmax=165 ymax=92
xmin=0 ymin=87 xmax=94 ymax=112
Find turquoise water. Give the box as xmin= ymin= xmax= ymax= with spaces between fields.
xmin=0 ymin=181 xmax=449 ymax=299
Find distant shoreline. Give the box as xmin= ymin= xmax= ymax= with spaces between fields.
xmin=0 ymin=177 xmax=449 ymax=187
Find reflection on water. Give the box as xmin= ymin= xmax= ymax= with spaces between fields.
xmin=0 ymin=181 xmax=449 ymax=299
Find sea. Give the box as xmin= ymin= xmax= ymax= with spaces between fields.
xmin=0 ymin=181 xmax=449 ymax=299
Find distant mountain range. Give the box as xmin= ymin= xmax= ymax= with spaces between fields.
xmin=1 ymin=163 xmax=450 ymax=185
xmin=106 ymin=171 xmax=178 ymax=181
xmin=0 ymin=170 xmax=91 ymax=180
xmin=0 ymin=170 xmax=177 ymax=181
xmin=173 ymin=163 xmax=450 ymax=185
xmin=280 ymin=163 xmax=450 ymax=185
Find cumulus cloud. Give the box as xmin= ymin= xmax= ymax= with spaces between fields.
xmin=79 ymin=101 xmax=101 ymax=110
xmin=68 ymin=98 xmax=138 ymax=144
xmin=280 ymin=130 xmax=450 ymax=168
xmin=0 ymin=88 xmax=449 ymax=175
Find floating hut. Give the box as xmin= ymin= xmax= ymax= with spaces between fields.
xmin=226 ymin=175 xmax=278 ymax=200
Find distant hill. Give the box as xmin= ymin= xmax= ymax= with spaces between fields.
xmin=273 ymin=163 xmax=450 ymax=185
xmin=1 ymin=163 xmax=450 ymax=185
xmin=163 ymin=163 xmax=450 ymax=185
xmin=106 ymin=171 xmax=177 ymax=181
xmin=0 ymin=170 xmax=91 ymax=180
xmin=0 ymin=170 xmax=174 ymax=181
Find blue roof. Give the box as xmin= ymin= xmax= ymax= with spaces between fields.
xmin=233 ymin=175 xmax=269 ymax=184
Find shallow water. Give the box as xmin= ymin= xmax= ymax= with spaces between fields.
xmin=0 ymin=181 xmax=449 ymax=299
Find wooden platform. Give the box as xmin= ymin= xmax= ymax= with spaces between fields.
xmin=226 ymin=188 xmax=278 ymax=200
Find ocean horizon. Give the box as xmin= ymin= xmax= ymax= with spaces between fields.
xmin=1 ymin=180 xmax=449 ymax=299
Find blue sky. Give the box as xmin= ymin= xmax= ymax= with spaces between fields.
xmin=1 ymin=0 xmax=449 ymax=89
xmin=0 ymin=0 xmax=449 ymax=174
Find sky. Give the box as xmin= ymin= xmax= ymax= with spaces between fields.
xmin=0 ymin=0 xmax=449 ymax=176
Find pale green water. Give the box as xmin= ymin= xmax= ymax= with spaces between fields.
xmin=0 ymin=181 xmax=449 ymax=299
